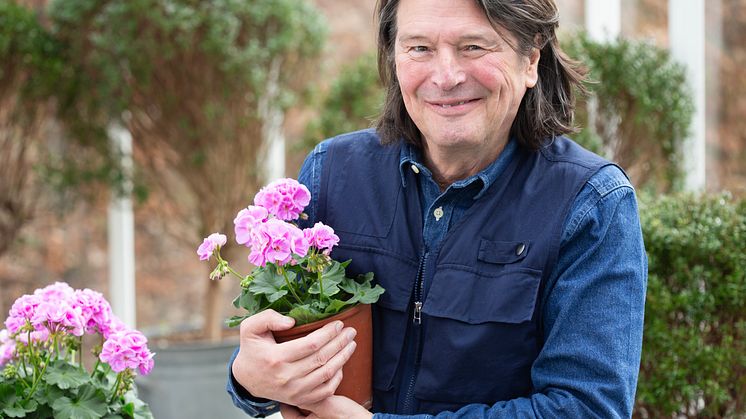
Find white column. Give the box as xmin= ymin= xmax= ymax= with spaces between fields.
xmin=259 ymin=58 xmax=286 ymax=181
xmin=107 ymin=122 xmax=136 ymax=327
xmin=585 ymin=0 xmax=621 ymax=42
xmin=669 ymin=0 xmax=706 ymax=191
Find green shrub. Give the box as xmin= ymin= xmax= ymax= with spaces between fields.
xmin=564 ymin=34 xmax=695 ymax=192
xmin=302 ymin=52 xmax=382 ymax=150
xmin=0 ymin=2 xmax=63 ymax=257
xmin=638 ymin=193 xmax=745 ymax=418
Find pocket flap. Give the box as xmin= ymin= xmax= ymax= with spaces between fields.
xmin=423 ymin=268 xmax=542 ymax=324
xmin=478 ymin=239 xmax=530 ymax=264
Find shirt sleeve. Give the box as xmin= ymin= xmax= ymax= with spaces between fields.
xmin=374 ymin=165 xmax=648 ymax=419
xmin=226 ymin=141 xmax=330 ymax=416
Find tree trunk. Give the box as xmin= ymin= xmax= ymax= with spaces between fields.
xmin=204 ymin=278 xmax=224 ymax=342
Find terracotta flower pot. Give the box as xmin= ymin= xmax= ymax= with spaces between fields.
xmin=273 ymin=304 xmax=373 ymax=409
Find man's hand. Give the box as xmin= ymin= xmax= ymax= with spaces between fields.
xmin=231 ymin=309 xmax=358 ymax=407
xmin=280 ymin=396 xmax=373 ymax=419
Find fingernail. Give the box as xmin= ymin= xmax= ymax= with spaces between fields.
xmin=346 ymin=328 xmax=357 ymax=340
xmin=335 ymin=321 xmax=343 ymax=332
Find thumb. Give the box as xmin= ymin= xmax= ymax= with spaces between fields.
xmin=240 ymin=309 xmax=295 ymax=337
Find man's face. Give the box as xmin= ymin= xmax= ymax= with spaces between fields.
xmin=394 ymin=0 xmax=539 ymax=154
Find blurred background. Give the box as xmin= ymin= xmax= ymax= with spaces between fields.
xmin=1 ymin=0 xmax=744 ymax=418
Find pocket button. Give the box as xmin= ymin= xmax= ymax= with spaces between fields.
xmin=515 ymin=243 xmax=526 ymax=256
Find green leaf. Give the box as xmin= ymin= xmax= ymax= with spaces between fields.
xmin=0 ymin=382 xmax=17 ymax=405
xmin=340 ymin=278 xmax=385 ymax=305
xmin=123 ymin=391 xmax=154 ymax=419
xmin=236 ymin=287 xmax=262 ymax=313
xmin=357 ymin=285 xmax=385 ymax=304
xmin=225 ymin=314 xmax=250 ymax=328
xmin=44 ymin=361 xmax=90 ymax=390
xmin=122 ymin=402 xmax=135 ymax=417
xmin=248 ymin=268 xmax=286 ymax=299
xmin=287 ymin=305 xmax=326 ymax=326
xmin=323 ymin=299 xmax=350 ymax=314
xmin=3 ymin=406 xmax=28 ymax=418
xmin=51 ymin=384 xmax=107 ymax=419
xmin=3 ymin=399 xmax=38 ymax=418
xmin=267 ymin=289 xmax=289 ymax=303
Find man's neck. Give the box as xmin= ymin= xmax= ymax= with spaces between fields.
xmin=422 ymin=138 xmax=508 ymax=189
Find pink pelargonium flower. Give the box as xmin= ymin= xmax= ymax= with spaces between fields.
xmin=234 ymin=205 xmax=269 ymax=246
xmin=248 ymin=219 xmax=309 ymax=267
xmin=103 ymin=315 xmax=129 ymax=339
xmin=0 ymin=329 xmax=15 ymax=366
xmin=34 ymin=281 xmax=75 ymax=301
xmin=99 ymin=329 xmax=155 ymax=375
xmin=16 ymin=329 xmax=49 ymax=346
xmin=197 ymin=233 xmax=227 ymax=261
xmin=4 ymin=293 xmax=41 ymax=334
xmin=31 ymin=299 xmax=85 ymax=337
xmin=303 ymin=222 xmax=340 ymax=254
xmin=254 ymin=178 xmax=311 ymax=221
xmin=74 ymin=289 xmax=113 ymax=335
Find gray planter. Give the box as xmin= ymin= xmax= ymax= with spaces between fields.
xmin=135 ymin=339 xmax=253 ymax=419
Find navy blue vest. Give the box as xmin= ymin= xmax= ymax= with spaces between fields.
xmin=319 ymin=129 xmax=610 ymax=414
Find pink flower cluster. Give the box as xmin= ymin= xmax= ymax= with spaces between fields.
xmin=199 ymin=178 xmax=341 ymax=268
xmin=4 ymin=282 xmax=90 ymax=337
xmin=99 ymin=329 xmax=155 ymax=375
xmin=197 ymin=233 xmax=227 ymax=261
xmin=254 ymin=178 xmax=311 ymax=221
xmin=304 ymin=222 xmax=340 ymax=255
xmin=0 ymin=329 xmax=15 ymax=366
xmin=1 ymin=282 xmax=153 ymax=375
xmin=248 ymin=219 xmax=309 ymax=267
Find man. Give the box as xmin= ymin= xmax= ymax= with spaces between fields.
xmin=228 ymin=0 xmax=647 ymax=417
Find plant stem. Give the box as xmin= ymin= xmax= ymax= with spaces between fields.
xmin=317 ymin=270 xmax=325 ymax=303
xmin=22 ymin=352 xmax=48 ymax=403
xmin=281 ymin=270 xmax=303 ymax=304
xmin=226 ymin=265 xmax=245 ymax=281
xmin=27 ymin=329 xmax=39 ymax=379
xmin=91 ymin=358 xmax=101 ymax=378
xmin=217 ymin=252 xmax=246 ymax=282
xmin=109 ymin=373 xmax=123 ymax=404
xmin=78 ymin=336 xmax=83 ymax=367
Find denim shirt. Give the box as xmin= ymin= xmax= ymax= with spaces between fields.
xmin=228 ymin=137 xmax=647 ymax=418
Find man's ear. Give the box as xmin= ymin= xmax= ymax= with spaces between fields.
xmin=525 ymin=46 xmax=540 ymax=89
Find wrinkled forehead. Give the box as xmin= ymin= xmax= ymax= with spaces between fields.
xmin=392 ymin=0 xmax=521 ymax=50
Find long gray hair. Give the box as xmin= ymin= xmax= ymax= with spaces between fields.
xmin=375 ymin=0 xmax=587 ymax=151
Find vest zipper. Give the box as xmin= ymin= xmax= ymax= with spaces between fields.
xmin=413 ymin=251 xmax=427 ymax=324
xmin=402 ymin=250 xmax=428 ymax=413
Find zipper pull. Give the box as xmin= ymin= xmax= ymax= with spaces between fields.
xmin=413 ymin=301 xmax=423 ymax=324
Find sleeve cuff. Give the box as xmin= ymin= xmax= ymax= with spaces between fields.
xmin=226 ymin=347 xmax=280 ymax=417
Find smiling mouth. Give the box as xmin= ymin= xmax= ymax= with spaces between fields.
xmin=433 ymin=98 xmax=479 ymax=108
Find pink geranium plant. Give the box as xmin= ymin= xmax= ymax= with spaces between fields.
xmin=0 ymin=282 xmax=154 ymax=418
xmin=198 ymin=178 xmax=384 ymax=326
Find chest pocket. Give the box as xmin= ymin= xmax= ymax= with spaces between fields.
xmin=415 ymin=239 xmax=543 ymax=408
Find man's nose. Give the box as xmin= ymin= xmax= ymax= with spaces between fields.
xmin=431 ymin=50 xmax=466 ymax=91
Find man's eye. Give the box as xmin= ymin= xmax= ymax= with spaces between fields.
xmin=412 ymin=46 xmax=429 ymax=53
xmin=465 ymin=45 xmax=483 ymax=51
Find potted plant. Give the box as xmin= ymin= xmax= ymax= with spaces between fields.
xmin=198 ymin=177 xmax=385 ymax=408
xmin=0 ymin=282 xmax=155 ymax=418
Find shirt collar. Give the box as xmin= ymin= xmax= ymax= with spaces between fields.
xmin=398 ymin=138 xmax=518 ymax=200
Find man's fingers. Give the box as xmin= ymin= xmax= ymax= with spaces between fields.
xmin=297 ymin=369 xmax=344 ymax=407
xmin=279 ymin=403 xmax=310 ymax=419
xmin=239 ymin=309 xmax=295 ymax=337
xmin=297 ymin=327 xmax=357 ymax=375
xmin=278 ymin=320 xmax=345 ymax=361
xmin=295 ymin=339 xmax=356 ymax=395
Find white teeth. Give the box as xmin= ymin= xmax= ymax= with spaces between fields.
xmin=440 ymin=101 xmax=467 ymax=108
